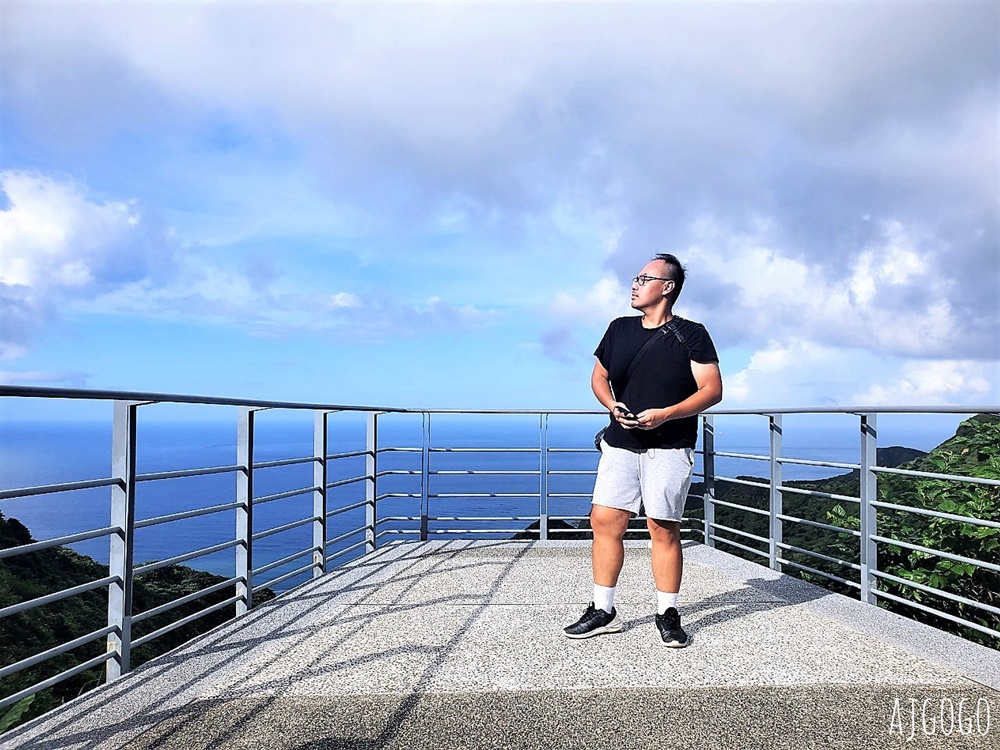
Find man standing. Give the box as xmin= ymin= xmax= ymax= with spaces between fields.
xmin=564 ymin=254 xmax=722 ymax=646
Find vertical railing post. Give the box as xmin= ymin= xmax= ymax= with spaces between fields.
xmin=313 ymin=410 xmax=328 ymax=578
xmin=859 ymin=413 xmax=878 ymax=605
xmin=236 ymin=407 xmax=255 ymax=615
xmin=420 ymin=412 xmax=430 ymax=542
xmin=539 ymin=413 xmax=549 ymax=541
xmin=107 ymin=400 xmax=138 ymax=682
xmin=702 ymin=415 xmax=716 ymax=548
xmin=365 ymin=412 xmax=378 ymax=553
xmin=768 ymin=414 xmax=783 ymax=572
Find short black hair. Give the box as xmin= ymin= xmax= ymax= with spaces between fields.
xmin=654 ymin=253 xmax=686 ymax=302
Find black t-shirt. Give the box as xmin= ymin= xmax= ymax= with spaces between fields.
xmin=595 ymin=315 xmax=719 ymax=451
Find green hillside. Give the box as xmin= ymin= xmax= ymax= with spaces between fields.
xmin=0 ymin=514 xmax=276 ymax=732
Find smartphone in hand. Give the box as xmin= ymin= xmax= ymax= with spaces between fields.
xmin=615 ymin=405 xmax=637 ymax=422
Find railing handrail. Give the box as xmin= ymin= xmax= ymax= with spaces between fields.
xmin=2 ymin=384 xmax=996 ymax=415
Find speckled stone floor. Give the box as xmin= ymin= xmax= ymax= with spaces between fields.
xmin=4 ymin=541 xmax=999 ymax=749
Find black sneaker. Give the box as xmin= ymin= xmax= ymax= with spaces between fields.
xmin=655 ymin=607 xmax=689 ymax=647
xmin=563 ymin=603 xmax=622 ymax=639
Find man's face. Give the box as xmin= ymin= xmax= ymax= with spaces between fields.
xmin=630 ymin=260 xmax=673 ymax=310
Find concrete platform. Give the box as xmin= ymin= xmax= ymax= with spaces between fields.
xmin=4 ymin=540 xmax=999 ymax=749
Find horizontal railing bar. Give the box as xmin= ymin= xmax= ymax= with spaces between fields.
xmin=254 ymin=486 xmax=318 ymax=506
xmin=376 ymin=470 xmax=421 ymax=477
xmin=0 ymin=625 xmax=116 ymax=680
xmin=0 ymin=650 xmax=115 ymax=712
xmin=253 ymin=456 xmax=318 ymax=470
xmin=376 ymin=516 xmax=420 ymax=524
xmin=326 ymin=539 xmax=368 ymax=563
xmin=0 ymin=575 xmax=119 ymax=620
xmin=777 ymin=558 xmax=861 ymax=589
xmin=252 ymin=516 xmax=318 ymax=542
xmin=873 ymin=589 xmax=1000 ymax=640
xmin=708 ymin=534 xmax=769 ymax=558
xmin=375 ymin=493 xmax=421 ymax=501
xmin=430 ymin=470 xmax=538 ymax=476
xmin=776 ymin=513 xmax=862 ymax=538
xmin=253 ymin=563 xmax=315 ymax=595
xmin=2 ymin=388 xmax=994 ymax=416
xmin=429 ymin=493 xmax=539 ymax=498
xmin=135 ymin=501 xmax=241 ymax=529
xmin=0 ymin=526 xmax=118 ymax=560
xmin=326 ymin=500 xmax=370 ymax=518
xmin=777 ymin=457 xmax=860 ymax=471
xmin=0 ymin=385 xmax=411 ymax=412
xmin=429 ymin=516 xmax=539 ymax=522
xmin=709 ymin=498 xmax=769 ymax=517
xmin=871 ymin=465 xmax=1000 ymax=487
xmin=871 ymin=500 xmax=1000 ymax=529
xmin=715 ymin=451 xmax=768 ymax=461
xmin=426 ymin=529 xmax=525 ymax=534
xmin=547 ymin=493 xmax=595 ymax=498
xmin=708 ymin=522 xmax=769 ymax=544
xmin=546 ymin=471 xmax=597 ymax=476
xmin=873 ymin=571 xmax=1000 ymax=618
xmin=546 ymin=448 xmax=599 ymax=453
xmin=254 ymin=547 xmax=320 ymax=577
xmin=132 ymin=576 xmax=241 ymax=624
xmin=550 ymin=516 xmax=588 ymax=522
xmin=132 ymin=596 xmax=241 ymax=649
xmin=429 ymin=448 xmax=539 ymax=453
xmin=715 ymin=475 xmax=770 ymax=490
xmin=377 ymin=447 xmax=421 ymax=453
xmin=778 ymin=484 xmax=860 ymax=505
xmin=776 ymin=542 xmax=862 ymax=571
xmin=326 ymin=527 xmax=366 ymax=547
xmin=0 ymin=476 xmax=120 ymax=500
xmin=136 ymin=464 xmax=239 ymax=482
xmin=870 ymin=536 xmax=1000 ymax=574
xmin=328 ymin=449 xmax=373 ymax=461
xmin=376 ymin=529 xmax=420 ymax=539
xmin=134 ymin=539 xmax=242 ymax=576
xmin=326 ymin=475 xmax=370 ymax=489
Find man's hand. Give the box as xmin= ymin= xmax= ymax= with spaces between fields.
xmin=612 ymin=402 xmax=639 ymax=428
xmin=633 ymin=408 xmax=670 ymax=430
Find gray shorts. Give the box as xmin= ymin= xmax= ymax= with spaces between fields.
xmin=592 ymin=440 xmax=694 ymax=522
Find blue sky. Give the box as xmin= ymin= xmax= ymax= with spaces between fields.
xmin=1 ymin=0 xmax=998 ymax=412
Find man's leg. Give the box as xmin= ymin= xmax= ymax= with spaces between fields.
xmin=592 ymin=504 xmax=633 ymax=588
xmin=563 ymin=504 xmax=631 ymax=639
xmin=640 ymin=447 xmax=693 ymax=647
xmin=647 ymin=517 xmax=683 ymax=593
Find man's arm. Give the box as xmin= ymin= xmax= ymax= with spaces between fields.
xmin=634 ymin=361 xmax=723 ymax=430
xmin=591 ymin=358 xmax=637 ymax=427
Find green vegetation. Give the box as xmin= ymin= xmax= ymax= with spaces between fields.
xmin=687 ymin=414 xmax=999 ymax=649
xmin=0 ymin=514 xmax=275 ymax=733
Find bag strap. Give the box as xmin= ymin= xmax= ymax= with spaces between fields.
xmin=624 ymin=316 xmax=691 ymax=381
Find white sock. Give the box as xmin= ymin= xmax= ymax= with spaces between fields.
xmin=656 ymin=590 xmax=678 ymax=615
xmin=594 ymin=584 xmax=616 ymax=614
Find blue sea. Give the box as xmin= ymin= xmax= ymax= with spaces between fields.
xmin=0 ymin=410 xmax=965 ymax=593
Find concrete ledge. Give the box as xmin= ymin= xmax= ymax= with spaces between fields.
xmin=3 ymin=541 xmax=998 ymax=750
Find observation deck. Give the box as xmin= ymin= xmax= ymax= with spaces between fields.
xmin=3 ymin=540 xmax=998 ymax=749
xmin=2 ymin=388 xmax=999 ymax=748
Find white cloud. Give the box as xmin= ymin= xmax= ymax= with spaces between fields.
xmin=682 ymin=217 xmax=995 ymax=360
xmin=549 ymin=276 xmax=632 ymax=330
xmin=854 ymin=360 xmax=996 ymax=406
xmin=0 ymin=171 xmax=146 ymax=290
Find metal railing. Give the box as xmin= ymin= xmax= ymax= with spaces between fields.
xmin=1 ymin=385 xmax=997 ymax=715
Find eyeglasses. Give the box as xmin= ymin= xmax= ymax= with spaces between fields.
xmin=632 ymin=275 xmax=673 ymax=287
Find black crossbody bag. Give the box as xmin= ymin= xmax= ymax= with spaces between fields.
xmin=594 ymin=318 xmax=691 ymax=452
